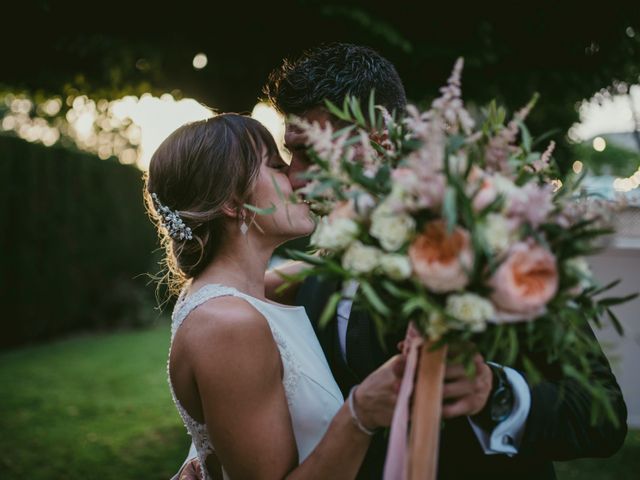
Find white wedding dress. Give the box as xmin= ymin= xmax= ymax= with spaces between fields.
xmin=169 ymin=283 xmax=344 ymax=480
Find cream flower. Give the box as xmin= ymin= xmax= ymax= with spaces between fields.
xmin=342 ymin=241 xmax=380 ymax=274
xmin=379 ymin=254 xmax=412 ymax=280
xmin=445 ymin=293 xmax=494 ymax=332
xmin=310 ymin=216 xmax=359 ymax=250
xmin=565 ymin=257 xmax=593 ymax=296
xmin=481 ymin=213 xmax=513 ymax=254
xmin=370 ymin=203 xmax=415 ymax=252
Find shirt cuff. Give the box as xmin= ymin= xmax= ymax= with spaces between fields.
xmin=468 ymin=365 xmax=531 ymax=456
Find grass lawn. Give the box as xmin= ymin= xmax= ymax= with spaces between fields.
xmin=0 ymin=321 xmax=189 ymax=479
xmin=0 ymin=322 xmax=638 ymax=479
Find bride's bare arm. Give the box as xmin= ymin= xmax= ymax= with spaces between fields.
xmin=265 ymin=260 xmax=308 ymax=305
xmin=181 ymin=297 xmax=402 ymax=480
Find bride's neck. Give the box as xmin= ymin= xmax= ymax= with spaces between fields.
xmin=191 ymin=233 xmax=274 ymax=300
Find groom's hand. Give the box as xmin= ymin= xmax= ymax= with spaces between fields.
xmin=442 ymin=352 xmax=492 ymax=419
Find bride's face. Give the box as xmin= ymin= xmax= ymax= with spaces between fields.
xmin=248 ymin=148 xmax=315 ymax=242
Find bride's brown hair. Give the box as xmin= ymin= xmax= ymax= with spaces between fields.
xmin=144 ymin=113 xmax=279 ymax=296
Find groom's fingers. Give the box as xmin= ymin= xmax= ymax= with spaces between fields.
xmin=445 ymin=353 xmax=484 ymax=380
xmin=442 ymin=379 xmax=476 ymax=400
xmin=444 ymin=364 xmax=468 ymax=381
xmin=442 ymin=398 xmax=473 ymax=419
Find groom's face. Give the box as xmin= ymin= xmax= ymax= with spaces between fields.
xmin=284 ymin=107 xmax=333 ymax=192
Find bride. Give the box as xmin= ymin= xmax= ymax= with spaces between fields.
xmin=145 ymin=113 xmax=405 ymax=479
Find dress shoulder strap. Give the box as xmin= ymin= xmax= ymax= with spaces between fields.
xmin=171 ymin=284 xmax=239 ymax=340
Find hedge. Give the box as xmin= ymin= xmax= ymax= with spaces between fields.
xmin=0 ymin=135 xmax=160 ymax=348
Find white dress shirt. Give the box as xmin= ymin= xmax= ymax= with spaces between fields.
xmin=336 ymin=281 xmax=530 ymax=455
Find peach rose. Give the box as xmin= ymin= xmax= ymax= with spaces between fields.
xmin=408 ymin=220 xmax=474 ymax=293
xmin=489 ymin=242 xmax=559 ymax=320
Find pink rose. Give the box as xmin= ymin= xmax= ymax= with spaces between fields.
xmin=489 ymin=242 xmax=559 ymax=320
xmin=408 ymin=220 xmax=474 ymax=293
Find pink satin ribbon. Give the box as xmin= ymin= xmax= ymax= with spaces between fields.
xmin=383 ymin=322 xmax=423 ymax=480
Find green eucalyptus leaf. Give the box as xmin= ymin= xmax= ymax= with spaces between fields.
xmin=284 ymin=249 xmax=326 ymax=266
xmin=368 ymin=89 xmax=377 ymax=128
xmin=360 ymin=281 xmax=391 ymax=316
xmin=319 ymin=292 xmax=342 ymax=328
xmin=244 ymin=202 xmax=276 ymax=215
xmin=442 ymin=187 xmax=458 ymax=233
xmin=348 ymin=96 xmax=367 ymax=126
xmin=324 ymin=99 xmax=352 ymax=122
xmin=606 ymin=308 xmax=624 ymax=336
xmin=515 ymin=120 xmax=532 ymax=152
xmin=599 ymin=293 xmax=638 ymax=307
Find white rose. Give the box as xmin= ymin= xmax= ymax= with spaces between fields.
xmin=481 ymin=213 xmax=513 ymax=253
xmin=565 ymin=257 xmax=593 ymax=295
xmin=566 ymin=256 xmax=591 ymax=277
xmin=311 ymin=217 xmax=359 ymax=250
xmin=342 ymin=241 xmax=380 ymax=274
xmin=370 ymin=203 xmax=415 ymax=252
xmin=354 ymin=192 xmax=376 ymax=217
xmin=379 ymin=254 xmax=412 ymax=280
xmin=445 ymin=293 xmax=494 ymax=332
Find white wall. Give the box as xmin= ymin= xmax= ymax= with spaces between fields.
xmin=589 ymin=238 xmax=640 ymax=428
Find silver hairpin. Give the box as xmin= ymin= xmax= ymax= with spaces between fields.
xmin=151 ymin=193 xmax=193 ymax=241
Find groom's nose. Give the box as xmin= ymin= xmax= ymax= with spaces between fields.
xmin=284 ymin=129 xmax=310 ymax=190
xmin=288 ymin=154 xmax=311 ymax=190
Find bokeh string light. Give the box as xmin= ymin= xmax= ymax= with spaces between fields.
xmin=0 ymin=92 xmax=287 ymax=170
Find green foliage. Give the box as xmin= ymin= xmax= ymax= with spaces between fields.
xmin=0 ymin=135 xmax=158 ymax=348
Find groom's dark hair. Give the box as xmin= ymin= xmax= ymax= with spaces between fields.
xmin=263 ymin=43 xmax=407 ymax=116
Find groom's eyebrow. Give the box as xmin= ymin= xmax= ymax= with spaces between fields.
xmin=283 ymin=141 xmax=307 ymax=152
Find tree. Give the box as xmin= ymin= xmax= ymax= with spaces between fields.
xmin=4 ymin=0 xmax=640 ymax=169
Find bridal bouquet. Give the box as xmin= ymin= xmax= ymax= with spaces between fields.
xmin=283 ymin=59 xmax=633 ymax=479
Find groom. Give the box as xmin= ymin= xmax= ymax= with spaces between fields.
xmin=262 ymin=43 xmax=628 ymax=479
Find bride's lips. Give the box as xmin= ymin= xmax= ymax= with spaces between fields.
xmin=295 ymin=191 xmax=311 ymax=205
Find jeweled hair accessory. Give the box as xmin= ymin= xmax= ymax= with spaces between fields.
xmin=151 ymin=193 xmax=194 ymax=241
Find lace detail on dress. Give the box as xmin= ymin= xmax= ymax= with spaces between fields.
xmin=170 ymin=284 xmax=238 ymax=341
xmin=267 ymin=321 xmax=300 ymax=409
xmin=168 ymin=381 xmax=213 ymax=480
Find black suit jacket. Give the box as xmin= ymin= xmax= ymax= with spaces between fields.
xmin=296 ymin=276 xmax=628 ymax=480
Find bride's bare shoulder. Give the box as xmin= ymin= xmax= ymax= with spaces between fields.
xmin=175 ymin=296 xmax=276 ymax=361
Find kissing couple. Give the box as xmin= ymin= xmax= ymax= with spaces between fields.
xmin=145 ymin=44 xmax=627 ymax=480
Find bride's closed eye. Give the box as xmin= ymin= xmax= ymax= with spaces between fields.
xmin=268 ymin=157 xmax=289 ymax=173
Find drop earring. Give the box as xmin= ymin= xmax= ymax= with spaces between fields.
xmin=240 ymin=210 xmax=249 ymax=235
